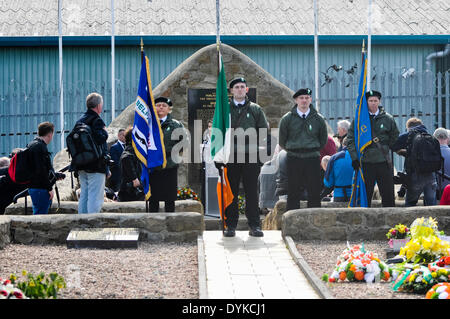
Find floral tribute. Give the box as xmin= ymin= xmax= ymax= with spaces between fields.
xmin=386 ymin=224 xmax=410 ymax=240
xmin=0 ymin=278 xmax=27 ymax=299
xmin=399 ymin=217 xmax=450 ymax=264
xmin=177 ymin=186 xmax=200 ymax=201
xmin=325 ymin=243 xmax=391 ymax=283
xmin=425 ymin=283 xmax=450 ymax=299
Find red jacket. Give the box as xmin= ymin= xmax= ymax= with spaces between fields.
xmin=320 ymin=135 xmax=337 ymax=161
xmin=440 ymin=185 xmax=450 ymax=205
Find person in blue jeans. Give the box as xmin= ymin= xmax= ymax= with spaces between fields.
xmin=27 ymin=122 xmax=56 ymax=215
xmin=392 ymin=117 xmax=437 ymax=206
xmin=74 ymin=92 xmax=110 ymax=214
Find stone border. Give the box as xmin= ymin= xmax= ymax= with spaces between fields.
xmin=282 ymin=206 xmax=450 ymax=241
xmin=284 ymin=236 xmax=334 ymax=299
xmin=0 ymin=212 xmax=204 ymax=246
xmin=197 ymin=234 xmax=208 ymax=299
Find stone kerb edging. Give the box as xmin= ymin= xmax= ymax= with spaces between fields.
xmin=283 ymin=236 xmax=333 ymax=299
xmin=282 ymin=206 xmax=450 ymax=241
xmin=1 ymin=212 xmax=203 ymax=246
xmin=5 ymin=199 xmax=203 ymax=215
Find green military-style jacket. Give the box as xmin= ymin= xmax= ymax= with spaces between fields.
xmin=158 ymin=113 xmax=186 ymax=170
xmin=230 ymin=98 xmax=268 ymax=158
xmin=278 ymin=105 xmax=328 ymax=158
xmin=347 ymin=107 xmax=399 ymax=164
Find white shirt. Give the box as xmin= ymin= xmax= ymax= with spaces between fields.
xmin=160 ymin=115 xmax=168 ymax=123
xmin=234 ymin=99 xmax=245 ymax=106
xmin=369 ymin=109 xmax=379 ymax=116
xmin=297 ymin=108 xmax=310 ymax=118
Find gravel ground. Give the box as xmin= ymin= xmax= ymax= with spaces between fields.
xmin=295 ymin=240 xmax=423 ymax=299
xmin=0 ymin=242 xmax=198 ymax=299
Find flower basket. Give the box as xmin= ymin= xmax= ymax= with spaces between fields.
xmin=388 ymin=238 xmax=410 ymax=251
xmin=324 ymin=244 xmax=391 ymax=284
xmin=426 ymin=283 xmax=450 ymax=299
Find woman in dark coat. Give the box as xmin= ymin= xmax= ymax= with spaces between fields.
xmin=148 ymin=97 xmax=185 ymax=212
xmin=118 ymin=127 xmax=145 ymax=202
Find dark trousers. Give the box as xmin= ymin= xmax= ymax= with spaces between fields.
xmin=225 ymin=162 xmax=261 ymax=229
xmin=362 ymin=161 xmax=395 ymax=207
xmin=286 ymin=156 xmax=322 ymax=211
xmin=148 ymin=199 xmax=175 ymax=212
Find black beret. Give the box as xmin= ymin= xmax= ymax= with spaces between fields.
xmin=229 ymin=77 xmax=246 ymax=89
xmin=154 ymin=96 xmax=172 ymax=106
xmin=293 ymin=88 xmax=312 ymax=99
xmin=365 ymin=90 xmax=382 ymax=99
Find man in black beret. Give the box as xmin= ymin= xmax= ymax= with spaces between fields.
xmin=347 ymin=89 xmax=399 ymax=207
xmin=221 ymin=77 xmax=268 ymax=237
xmin=154 ymin=96 xmax=173 ymax=107
xmin=278 ymin=88 xmax=328 ymax=210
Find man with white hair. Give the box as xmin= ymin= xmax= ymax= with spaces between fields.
xmin=433 ymin=127 xmax=450 ymax=194
xmin=335 ymin=119 xmax=350 ymax=152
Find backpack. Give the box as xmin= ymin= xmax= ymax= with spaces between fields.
xmin=8 ymin=148 xmax=32 ymax=184
xmin=407 ymin=131 xmax=442 ymax=174
xmin=66 ymin=117 xmax=103 ymax=170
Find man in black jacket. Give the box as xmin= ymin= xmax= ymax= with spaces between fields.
xmin=27 ymin=122 xmax=56 ymax=214
xmin=75 ymin=92 xmax=110 ymax=214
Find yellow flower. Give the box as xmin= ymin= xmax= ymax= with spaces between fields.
xmin=422 ymin=237 xmax=432 ymax=250
xmin=29 ymin=281 xmax=35 ymax=287
xmin=22 ymin=270 xmax=27 ymax=277
xmin=409 ymin=274 xmax=416 ymax=283
xmin=432 ymin=272 xmax=437 ymax=278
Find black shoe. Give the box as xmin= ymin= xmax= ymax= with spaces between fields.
xmin=249 ymin=226 xmax=264 ymax=237
xmin=223 ymin=228 xmax=236 ymax=237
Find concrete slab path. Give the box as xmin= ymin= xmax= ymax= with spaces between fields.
xmin=201 ymin=230 xmax=320 ymax=299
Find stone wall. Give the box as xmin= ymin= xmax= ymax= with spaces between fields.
xmin=263 ymin=198 xmax=409 ymax=230
xmin=0 ymin=216 xmax=11 ymax=249
xmin=282 ymin=206 xmax=450 ymax=241
xmin=0 ymin=212 xmax=203 ymax=247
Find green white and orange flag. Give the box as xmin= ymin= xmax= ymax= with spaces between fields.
xmin=211 ymin=52 xmax=233 ymax=225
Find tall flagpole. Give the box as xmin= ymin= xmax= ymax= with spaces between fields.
xmin=313 ymin=0 xmax=319 ymax=111
xmin=111 ymin=0 xmax=116 ymax=120
xmin=367 ymin=0 xmax=372 ymax=92
xmin=58 ymin=0 xmax=64 ymax=151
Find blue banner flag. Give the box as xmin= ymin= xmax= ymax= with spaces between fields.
xmin=349 ymin=49 xmax=371 ymax=208
xmin=132 ymin=51 xmax=166 ymax=200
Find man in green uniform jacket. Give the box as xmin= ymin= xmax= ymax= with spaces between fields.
xmin=278 ymin=88 xmax=328 ymax=210
xmin=223 ymin=77 xmax=268 ymax=238
xmin=347 ymin=90 xmax=399 ymax=207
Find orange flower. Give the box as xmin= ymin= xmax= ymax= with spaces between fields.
xmin=354 ymin=271 xmax=365 ymax=281
xmin=349 ymin=264 xmax=357 ymax=272
xmin=445 ymin=257 xmax=450 ymax=265
xmin=383 ymin=271 xmax=390 ymax=281
xmin=339 ymin=272 xmax=347 ymax=281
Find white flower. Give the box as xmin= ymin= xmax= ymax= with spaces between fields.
xmin=436 ymin=285 xmax=447 ymax=294
xmin=438 ymin=292 xmax=448 ymax=299
xmin=364 ymin=273 xmax=375 ymax=283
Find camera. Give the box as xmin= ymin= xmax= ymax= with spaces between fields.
xmin=126 ymin=182 xmax=144 ymax=198
xmin=393 ymin=172 xmax=409 ymax=185
xmin=104 ymin=154 xmax=115 ymax=167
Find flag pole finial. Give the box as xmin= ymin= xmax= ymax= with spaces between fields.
xmin=140 ymin=37 xmax=144 ymax=52
xmin=362 ymin=39 xmax=365 ymax=53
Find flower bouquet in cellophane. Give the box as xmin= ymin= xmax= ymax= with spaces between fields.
xmin=324 ymin=243 xmax=391 ymax=284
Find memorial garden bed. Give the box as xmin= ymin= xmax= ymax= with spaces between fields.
xmin=295 ymin=240 xmax=421 ymax=299
xmin=0 ymin=242 xmax=198 ymax=299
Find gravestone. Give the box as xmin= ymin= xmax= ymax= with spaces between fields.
xmin=66 ymin=228 xmax=140 ymax=249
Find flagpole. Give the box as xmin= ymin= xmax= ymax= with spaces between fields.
xmin=216 ymin=0 xmax=225 ymax=233
xmin=58 ymin=0 xmax=64 ymax=151
xmin=367 ymin=0 xmax=372 ymax=92
xmin=111 ymin=0 xmax=116 ymax=121
xmin=313 ymin=0 xmax=319 ymax=111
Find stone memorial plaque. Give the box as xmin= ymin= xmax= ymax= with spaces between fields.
xmin=66 ymin=228 xmax=140 ymax=249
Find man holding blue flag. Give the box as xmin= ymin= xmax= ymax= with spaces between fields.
xmin=132 ymin=48 xmax=166 ymax=204
xmin=347 ymin=50 xmax=399 ymax=207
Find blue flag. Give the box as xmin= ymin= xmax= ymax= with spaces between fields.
xmin=349 ymin=49 xmax=371 ymax=208
xmin=132 ymin=51 xmax=166 ymax=200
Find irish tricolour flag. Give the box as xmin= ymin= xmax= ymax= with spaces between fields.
xmin=211 ymin=53 xmax=233 ymax=226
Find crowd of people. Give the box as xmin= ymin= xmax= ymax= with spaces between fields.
xmin=1 ymin=80 xmax=450 ymax=239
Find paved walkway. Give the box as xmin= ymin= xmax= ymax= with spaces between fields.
xmin=201 ymin=230 xmax=320 ymax=299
